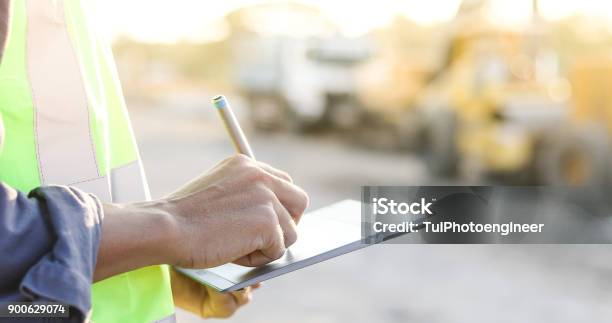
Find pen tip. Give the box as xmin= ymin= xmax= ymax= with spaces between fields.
xmin=212 ymin=95 xmax=227 ymax=109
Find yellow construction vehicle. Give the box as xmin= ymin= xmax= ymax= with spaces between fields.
xmin=416 ymin=0 xmax=572 ymax=183
xmin=353 ymin=0 xmax=611 ymax=196
xmin=536 ymin=54 xmax=612 ymax=196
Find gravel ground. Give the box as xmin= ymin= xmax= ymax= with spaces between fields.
xmin=128 ymin=101 xmax=612 ymax=323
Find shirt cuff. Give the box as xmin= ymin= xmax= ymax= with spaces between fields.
xmin=19 ymin=185 xmax=104 ymax=319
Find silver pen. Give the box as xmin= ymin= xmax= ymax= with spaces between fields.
xmin=213 ymin=95 xmax=255 ymax=159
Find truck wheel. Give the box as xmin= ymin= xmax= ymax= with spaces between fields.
xmin=537 ymin=126 xmax=610 ymax=202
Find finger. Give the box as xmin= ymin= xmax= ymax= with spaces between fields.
xmin=251 ymin=283 xmax=262 ymax=289
xmin=258 ymin=163 xmax=309 ymax=224
xmin=257 ymin=162 xmax=293 ymax=183
xmin=230 ymin=288 xmax=252 ymax=307
xmin=169 ymin=269 xmax=208 ymax=316
xmin=272 ymin=196 xmax=298 ymax=247
xmin=260 ymin=170 xmax=309 ymax=223
xmin=234 ymin=223 xmax=286 ymax=267
xmin=204 ymin=286 xmax=238 ymax=318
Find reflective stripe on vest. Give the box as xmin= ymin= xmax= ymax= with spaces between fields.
xmin=0 ymin=0 xmax=175 ymax=322
xmin=26 ymin=0 xmax=111 ymax=200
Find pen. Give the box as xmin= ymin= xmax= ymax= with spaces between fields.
xmin=213 ymin=95 xmax=256 ymax=159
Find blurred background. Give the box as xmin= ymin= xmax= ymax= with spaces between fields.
xmin=97 ymin=0 xmax=612 ymax=322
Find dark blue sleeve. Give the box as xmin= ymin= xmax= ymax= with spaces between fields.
xmin=0 ymin=182 xmax=103 ymax=322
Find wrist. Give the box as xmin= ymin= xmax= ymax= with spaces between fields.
xmin=134 ymin=200 xmax=181 ymax=266
xmin=156 ymin=196 xmax=208 ymax=268
xmin=96 ymin=201 xmax=180 ymax=280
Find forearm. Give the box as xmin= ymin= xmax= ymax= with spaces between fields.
xmin=94 ymin=201 xmax=178 ymax=281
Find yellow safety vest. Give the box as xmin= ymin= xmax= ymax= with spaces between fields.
xmin=0 ymin=0 xmax=175 ymax=322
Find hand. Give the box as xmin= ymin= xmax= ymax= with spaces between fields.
xmin=95 ymin=155 xmax=309 ymax=281
xmin=164 ymin=154 xmax=309 ymax=268
xmin=170 ymin=268 xmax=260 ymax=319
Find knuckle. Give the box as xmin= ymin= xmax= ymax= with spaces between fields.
xmin=254 ymin=185 xmax=275 ymax=202
xmin=226 ymin=155 xmax=243 ymax=167
xmin=279 ymin=170 xmax=293 ymax=183
xmin=233 ymin=154 xmax=250 ymax=164
xmin=247 ymin=165 xmax=268 ymax=182
xmin=230 ymin=154 xmax=254 ymax=170
xmin=262 ymin=162 xmax=292 ymax=182
xmin=254 ymin=204 xmax=277 ymax=229
xmin=254 ymin=168 xmax=269 ymax=182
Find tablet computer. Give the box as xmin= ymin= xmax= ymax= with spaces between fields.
xmin=175 ymin=199 xmax=369 ymax=292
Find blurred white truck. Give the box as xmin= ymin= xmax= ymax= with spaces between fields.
xmin=232 ymin=35 xmax=370 ymax=131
